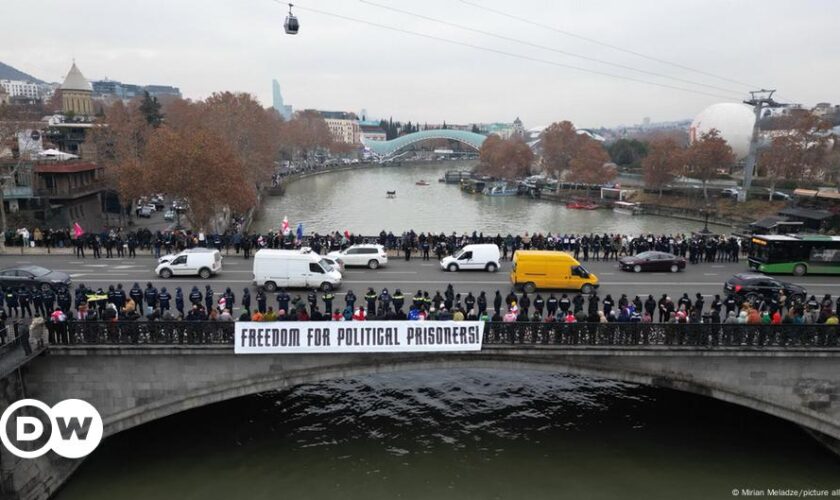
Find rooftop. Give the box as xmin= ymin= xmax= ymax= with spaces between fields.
xmin=60 ymin=62 xmax=92 ymax=92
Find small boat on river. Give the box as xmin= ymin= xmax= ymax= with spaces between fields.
xmin=566 ymin=199 xmax=600 ymax=210
xmin=415 ymin=180 xmax=430 ymax=186
xmin=483 ymin=182 xmax=518 ymax=196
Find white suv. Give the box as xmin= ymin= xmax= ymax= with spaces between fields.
xmin=328 ymin=244 xmax=388 ymax=269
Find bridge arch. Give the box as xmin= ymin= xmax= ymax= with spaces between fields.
xmin=24 ymin=346 xmax=840 ymax=443
xmin=362 ymin=129 xmax=487 ymax=158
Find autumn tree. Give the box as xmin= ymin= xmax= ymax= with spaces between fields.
xmin=685 ymin=129 xmax=734 ymax=199
xmin=85 ymin=101 xmax=153 ymax=222
xmin=476 ymin=135 xmax=534 ymax=178
xmin=567 ymin=140 xmax=615 ymax=184
xmin=145 ymin=127 xmax=256 ymax=230
xmin=758 ymin=136 xmax=799 ymax=200
xmin=539 ymin=121 xmax=583 ymax=178
xmin=195 ymin=92 xmax=283 ymax=186
xmin=642 ymin=138 xmax=684 ymax=197
xmin=280 ymin=110 xmax=332 ymax=161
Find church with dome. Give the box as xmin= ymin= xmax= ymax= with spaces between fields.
xmin=59 ymin=61 xmax=93 ymax=117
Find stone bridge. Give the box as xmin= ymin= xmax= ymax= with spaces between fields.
xmin=2 ymin=322 xmax=840 ymax=499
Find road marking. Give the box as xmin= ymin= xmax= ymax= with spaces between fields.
xmin=712 ymin=265 xmax=725 ymax=268
xmin=703 ymin=273 xmax=719 ymax=276
xmin=600 ymin=272 xmax=615 ymax=275
xmin=344 ymin=271 xmax=418 ymax=275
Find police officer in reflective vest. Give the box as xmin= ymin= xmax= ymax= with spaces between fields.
xmin=392 ymin=289 xmax=405 ymax=313
xmin=365 ymin=288 xmax=377 ymax=316
xmin=322 ymin=289 xmax=335 ymax=315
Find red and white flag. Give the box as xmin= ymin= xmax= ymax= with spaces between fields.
xmin=73 ymin=222 xmax=84 ymax=238
xmin=281 ymin=217 xmax=290 ymax=235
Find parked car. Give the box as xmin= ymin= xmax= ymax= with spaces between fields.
xmin=156 ymin=248 xmax=222 ymax=279
xmin=0 ymin=265 xmax=71 ymax=290
xmin=724 ymin=272 xmax=805 ymax=304
xmin=138 ymin=207 xmax=153 ymax=218
xmin=720 ymin=187 xmax=741 ymax=198
xmin=618 ymin=251 xmax=686 ymax=273
xmin=758 ymin=188 xmax=792 ymax=201
xmin=440 ymin=244 xmax=501 ymax=272
xmin=328 ymin=244 xmax=388 ymax=269
xmin=253 ymin=249 xmax=342 ymax=291
xmin=163 ymin=210 xmax=175 ymax=221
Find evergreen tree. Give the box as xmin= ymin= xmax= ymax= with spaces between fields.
xmin=471 ymin=124 xmax=480 ymax=134
xmin=139 ymin=91 xmax=164 ymax=128
xmin=442 ymin=121 xmax=448 ymax=130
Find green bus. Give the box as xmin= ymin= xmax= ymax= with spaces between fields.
xmin=748 ymin=234 xmax=840 ymax=276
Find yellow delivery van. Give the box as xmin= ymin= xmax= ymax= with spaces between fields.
xmin=510 ymin=251 xmax=599 ymax=294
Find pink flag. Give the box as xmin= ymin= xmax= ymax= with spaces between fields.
xmin=281 ymin=217 xmax=290 ymax=235
xmin=73 ymin=222 xmax=84 ymax=238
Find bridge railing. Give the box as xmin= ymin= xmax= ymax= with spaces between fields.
xmin=33 ymin=321 xmax=840 ymax=349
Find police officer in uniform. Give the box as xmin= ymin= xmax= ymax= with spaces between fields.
xmin=378 ymin=288 xmax=392 ymax=315
xmin=256 ymin=289 xmax=267 ymax=314
xmin=365 ymin=288 xmax=377 ymax=316
xmin=277 ymin=288 xmax=290 ymax=313
xmin=144 ymin=283 xmax=159 ymax=311
xmin=464 ymin=292 xmax=476 ymax=314
xmin=42 ymin=286 xmax=56 ymax=314
xmin=31 ymin=287 xmax=44 ymax=317
xmin=242 ymin=288 xmax=251 ymax=313
xmin=175 ymin=287 xmax=185 ymax=317
xmin=493 ymin=291 xmax=502 ymax=315
xmin=322 ymin=289 xmax=335 ymax=315
xmin=546 ymin=293 xmax=558 ymax=317
xmin=129 ymin=283 xmax=144 ymax=311
xmin=189 ymin=286 xmax=202 ymax=306
xmin=392 ymin=289 xmax=405 ymax=313
xmin=159 ymin=287 xmax=171 ymax=312
xmin=477 ymin=291 xmax=487 ymax=316
xmin=204 ymin=285 xmax=214 ymax=312
xmin=533 ymin=293 xmax=545 ymax=318
xmin=344 ymin=289 xmax=355 ymax=311
xmin=18 ymin=287 xmax=31 ymax=318
xmin=57 ymin=286 xmax=71 ymax=313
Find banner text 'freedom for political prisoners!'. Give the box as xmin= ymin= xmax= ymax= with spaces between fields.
xmin=235 ymin=321 xmax=484 ymax=353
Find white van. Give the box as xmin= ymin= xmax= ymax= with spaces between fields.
xmin=156 ymin=248 xmax=222 ymax=279
xmin=253 ymin=249 xmax=342 ymax=292
xmin=440 ymin=244 xmax=501 ymax=272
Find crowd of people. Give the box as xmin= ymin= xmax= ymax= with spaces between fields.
xmin=3 ymin=277 xmax=838 ymax=350
xmin=8 ymin=224 xmax=751 ymax=266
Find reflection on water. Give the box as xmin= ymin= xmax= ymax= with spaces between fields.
xmin=57 ymin=371 xmax=838 ymax=500
xmin=256 ymin=164 xmax=728 ymax=236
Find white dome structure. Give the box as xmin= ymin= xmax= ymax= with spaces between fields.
xmin=690 ymin=103 xmax=755 ymax=160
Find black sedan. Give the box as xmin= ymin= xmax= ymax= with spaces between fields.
xmin=618 ymin=251 xmax=686 ymax=273
xmin=0 ymin=265 xmax=72 ymax=290
xmin=724 ymin=273 xmax=806 ymax=303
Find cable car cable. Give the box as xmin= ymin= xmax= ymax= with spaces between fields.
xmin=359 ymin=0 xmax=745 ymax=96
xmin=458 ymin=0 xmax=762 ymax=90
xmin=276 ymin=1 xmax=743 ymax=100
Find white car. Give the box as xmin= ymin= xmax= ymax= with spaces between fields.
xmin=328 ymin=244 xmax=388 ymax=269
xmin=156 ymin=248 xmax=222 ymax=279
xmin=143 ymin=204 xmax=157 ymax=213
xmin=440 ymin=244 xmax=501 ymax=272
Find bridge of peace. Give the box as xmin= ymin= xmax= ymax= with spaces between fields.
xmin=1 ymin=321 xmax=839 ymax=499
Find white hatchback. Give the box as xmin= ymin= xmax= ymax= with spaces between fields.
xmin=328 ymin=244 xmax=388 ymax=269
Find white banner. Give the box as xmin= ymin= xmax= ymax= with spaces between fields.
xmin=235 ymin=321 xmax=484 ymax=354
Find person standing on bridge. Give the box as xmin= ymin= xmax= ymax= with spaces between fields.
xmin=256 ymin=289 xmax=267 ymax=314
xmin=189 ymin=286 xmax=202 ymax=307
xmin=343 ymin=289 xmax=355 ymax=311
xmin=476 ymin=291 xmax=487 ymax=316
xmin=277 ymin=288 xmax=291 ymax=313
xmin=175 ymin=287 xmax=185 ymax=317
xmin=364 ymin=288 xmax=377 ymax=316
xmin=158 ymin=287 xmax=171 ymax=312
xmin=18 ymin=286 xmax=32 ymax=319
xmin=392 ymin=289 xmax=405 ymax=313
xmin=322 ymin=289 xmax=334 ymax=315
xmin=5 ymin=287 xmax=19 ymax=318
xmin=129 ymin=283 xmax=143 ymax=312
xmin=204 ymin=285 xmax=214 ymax=312
xmin=242 ymin=288 xmax=251 ymax=313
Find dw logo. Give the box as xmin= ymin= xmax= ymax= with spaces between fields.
xmin=0 ymin=399 xmax=103 ymax=459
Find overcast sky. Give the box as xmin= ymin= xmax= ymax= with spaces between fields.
xmin=2 ymin=0 xmax=838 ymax=128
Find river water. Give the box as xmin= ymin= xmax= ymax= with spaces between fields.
xmin=57 ymin=371 xmax=838 ymax=500
xmin=255 ymin=163 xmax=728 ymax=236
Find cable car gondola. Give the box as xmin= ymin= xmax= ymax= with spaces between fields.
xmin=284 ymin=3 xmax=299 ymax=34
